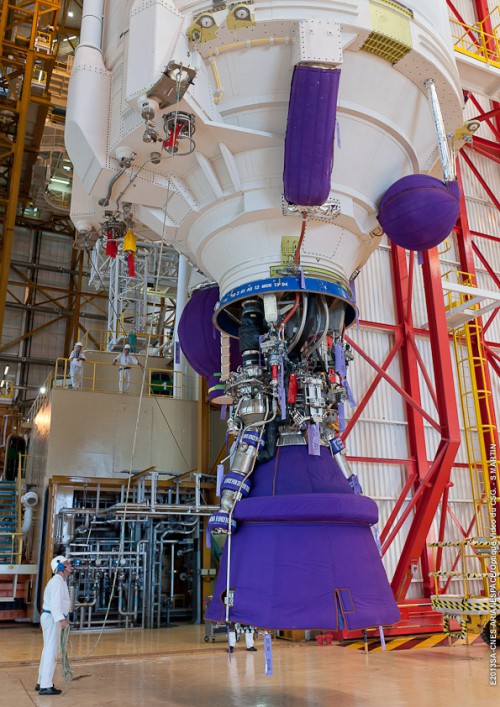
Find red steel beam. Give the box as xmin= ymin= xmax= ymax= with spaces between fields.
xmin=343 ymin=334 xmax=441 ymax=433
xmin=447 ymin=1 xmax=484 ymax=49
xmin=391 ymin=245 xmax=435 ymax=593
xmin=460 ymin=150 xmax=500 ymax=211
xmin=469 ymin=137 xmax=500 ymax=164
xmin=467 ymin=95 xmax=500 ymax=142
xmin=342 ymin=331 xmax=404 ymax=439
xmin=474 ymin=0 xmax=497 ymax=55
xmin=390 ymin=248 xmax=461 ymax=601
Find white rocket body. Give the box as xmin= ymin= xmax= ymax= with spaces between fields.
xmin=66 ymin=0 xmax=462 ymax=312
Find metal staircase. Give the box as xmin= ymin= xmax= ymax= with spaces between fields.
xmin=428 ymin=270 xmax=499 ymax=637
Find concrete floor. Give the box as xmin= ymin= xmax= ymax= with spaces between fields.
xmin=0 ymin=624 xmax=496 ymax=706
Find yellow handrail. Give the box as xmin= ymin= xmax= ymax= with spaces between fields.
xmin=52 ymin=357 xmax=183 ymax=399
xmin=450 ymin=8 xmax=500 ymax=69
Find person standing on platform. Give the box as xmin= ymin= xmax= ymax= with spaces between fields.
xmin=113 ymin=344 xmax=139 ymax=393
xmin=68 ymin=342 xmax=86 ymax=389
xmin=36 ymin=555 xmax=72 ymax=695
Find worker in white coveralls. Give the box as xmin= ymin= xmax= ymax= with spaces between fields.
xmin=36 ymin=555 xmax=72 ymax=695
xmin=228 ymin=623 xmax=257 ymax=653
xmin=113 ymin=343 xmax=139 ymax=393
xmin=68 ymin=342 xmax=86 ymax=389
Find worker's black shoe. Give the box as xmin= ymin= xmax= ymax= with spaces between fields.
xmin=35 ymin=683 xmax=40 ymax=691
xmin=228 ymin=646 xmax=234 ymax=653
xmin=39 ymin=687 xmax=62 ymax=695
xmin=247 ymin=646 xmax=257 ymax=651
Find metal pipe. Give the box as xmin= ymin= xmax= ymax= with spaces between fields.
xmin=79 ymin=0 xmax=104 ymax=52
xmin=172 ymin=254 xmax=190 ymax=398
xmin=98 ymin=156 xmax=135 ymax=208
xmin=425 ymin=78 xmax=455 ymax=181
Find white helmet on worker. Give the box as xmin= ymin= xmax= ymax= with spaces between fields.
xmin=75 ymin=342 xmax=83 ymax=347
xmin=50 ymin=555 xmax=70 ymax=574
xmin=124 ymin=344 xmax=131 ymax=349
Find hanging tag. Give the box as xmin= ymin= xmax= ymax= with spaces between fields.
xmin=264 ymin=632 xmax=273 ymax=676
xmin=174 ymin=341 xmax=180 ymax=365
xmin=216 ymin=464 xmax=224 ymax=497
xmin=343 ymin=379 xmax=356 ymax=406
xmin=278 ymin=385 xmax=287 ymax=420
xmin=220 ymin=404 xmax=227 ymax=420
xmin=308 ymin=423 xmax=321 ymax=456
xmin=338 ymin=402 xmax=346 ymax=432
xmin=334 ymin=344 xmax=346 ymax=377
xmin=379 ymin=626 xmax=386 ymax=651
xmin=372 ymin=524 xmax=383 ymax=556
xmin=299 ymin=266 xmax=306 ymax=290
xmin=348 ymin=474 xmax=363 ymax=496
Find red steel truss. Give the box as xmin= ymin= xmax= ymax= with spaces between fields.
xmin=340 ymin=1 xmax=500 ymax=614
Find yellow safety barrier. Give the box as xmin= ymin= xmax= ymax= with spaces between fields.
xmin=450 ymin=9 xmax=500 ymax=69
xmin=0 ymin=532 xmax=23 ymax=565
xmin=53 ymin=357 xmax=183 ymax=399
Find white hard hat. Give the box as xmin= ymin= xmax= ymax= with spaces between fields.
xmin=50 ymin=555 xmax=69 ymax=573
xmin=124 ymin=344 xmax=131 ymax=349
xmin=75 ymin=342 xmax=83 ymax=347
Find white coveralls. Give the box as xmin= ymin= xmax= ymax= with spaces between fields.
xmin=68 ymin=348 xmax=86 ymax=389
xmin=37 ymin=574 xmax=71 ymax=689
xmin=113 ymin=351 xmax=139 ymax=392
xmin=229 ymin=626 xmax=255 ymax=650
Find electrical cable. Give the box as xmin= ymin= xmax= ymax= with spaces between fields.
xmin=60 ymin=625 xmax=73 ymax=682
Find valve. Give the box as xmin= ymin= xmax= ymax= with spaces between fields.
xmin=162 ymin=112 xmax=196 ymax=155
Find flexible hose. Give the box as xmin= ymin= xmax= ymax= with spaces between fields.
xmin=60 ymin=625 xmax=73 ymax=682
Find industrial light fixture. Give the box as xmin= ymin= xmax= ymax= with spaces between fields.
xmin=40 ymin=386 xmax=47 ymax=394
xmin=0 ymin=380 xmax=5 ymax=388
xmin=50 ymin=176 xmax=71 ymax=185
xmin=3 ymin=366 xmax=8 ymax=375
xmin=68 ymin=10 xmax=74 ymax=17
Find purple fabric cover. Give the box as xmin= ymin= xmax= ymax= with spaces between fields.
xmin=206 ymin=445 xmax=400 ymax=630
xmin=251 ymin=445 xmax=353 ymax=496
xmin=378 ymin=175 xmax=461 ymax=251
xmin=178 ymin=286 xmax=240 ymax=402
xmin=283 ymin=66 xmax=341 ymax=206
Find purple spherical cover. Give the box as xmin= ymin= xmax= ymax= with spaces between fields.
xmin=178 ymin=286 xmax=240 ymax=401
xmin=378 ymin=175 xmax=461 ymax=250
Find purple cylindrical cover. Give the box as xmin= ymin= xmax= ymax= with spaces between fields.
xmin=206 ymin=445 xmax=400 ymax=630
xmin=283 ymin=66 xmax=341 ymax=206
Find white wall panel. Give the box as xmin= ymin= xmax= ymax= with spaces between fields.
xmin=356 ymin=244 xmax=397 ymax=325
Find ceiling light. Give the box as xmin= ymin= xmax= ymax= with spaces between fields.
xmin=3 ymin=366 xmax=8 ymax=375
xmin=40 ymin=386 xmax=47 ymax=394
xmin=68 ymin=10 xmax=74 ymax=17
xmin=50 ymin=176 xmax=70 ymax=185
xmin=0 ymin=380 xmax=4 ymax=388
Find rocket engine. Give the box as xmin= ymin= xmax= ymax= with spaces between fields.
xmin=66 ymin=0 xmax=464 ymax=631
